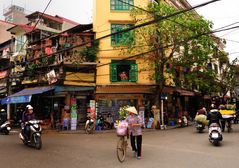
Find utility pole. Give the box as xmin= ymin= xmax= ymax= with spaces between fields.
xmin=6 ymin=74 xmax=11 ymax=120
xmin=6 ymin=37 xmax=14 ymax=120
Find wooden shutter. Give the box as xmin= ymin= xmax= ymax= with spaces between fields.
xmin=110 ymin=63 xmax=118 ymax=82
xmin=129 ymin=64 xmax=138 ymax=82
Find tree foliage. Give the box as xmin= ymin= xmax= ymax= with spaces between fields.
xmin=217 ymin=58 xmax=239 ymax=99
xmin=122 ymin=1 xmax=224 ymax=107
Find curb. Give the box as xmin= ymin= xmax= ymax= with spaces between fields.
xmin=43 ymin=125 xmax=182 ymax=134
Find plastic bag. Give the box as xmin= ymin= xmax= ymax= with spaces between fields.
xmin=116 ymin=120 xmax=128 ymax=136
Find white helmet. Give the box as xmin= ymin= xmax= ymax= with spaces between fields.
xmin=26 ymin=104 xmax=33 ymax=110
xmin=210 ymin=104 xmax=215 ymax=108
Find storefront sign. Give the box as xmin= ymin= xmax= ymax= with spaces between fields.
xmin=0 ymin=71 xmax=8 ymax=79
xmin=89 ymin=100 xmax=96 ymax=120
xmin=46 ymin=70 xmax=57 ymax=84
xmin=139 ymin=107 xmax=145 ymax=128
xmin=70 ymin=97 xmax=77 ymax=130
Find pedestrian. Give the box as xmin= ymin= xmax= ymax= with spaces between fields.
xmin=125 ymin=106 xmax=143 ymax=160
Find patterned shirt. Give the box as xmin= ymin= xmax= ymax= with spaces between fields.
xmin=126 ymin=114 xmax=142 ymax=136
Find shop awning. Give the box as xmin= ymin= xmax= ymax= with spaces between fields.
xmin=176 ymin=89 xmax=195 ymax=96
xmin=1 ymin=86 xmax=55 ymax=104
xmin=203 ymin=95 xmax=211 ymax=99
xmin=54 ymin=86 xmax=94 ymax=92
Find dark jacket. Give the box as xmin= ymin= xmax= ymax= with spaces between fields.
xmin=22 ymin=112 xmax=35 ymax=123
xmin=207 ymin=109 xmax=222 ymax=126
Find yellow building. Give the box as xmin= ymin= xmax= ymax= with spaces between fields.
xmin=93 ymin=0 xmax=197 ymax=120
xmin=93 ymin=0 xmax=155 ymax=117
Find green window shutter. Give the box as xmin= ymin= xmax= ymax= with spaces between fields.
xmin=129 ymin=64 xmax=138 ymax=82
xmin=110 ymin=63 xmax=118 ymax=82
xmin=110 ymin=0 xmax=134 ymax=10
xmin=111 ymin=24 xmax=134 ymax=46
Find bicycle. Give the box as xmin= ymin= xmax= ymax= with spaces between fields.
xmin=116 ymin=135 xmax=128 ymax=162
xmin=115 ymin=120 xmax=128 ymax=162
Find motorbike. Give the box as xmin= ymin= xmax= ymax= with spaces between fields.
xmin=19 ymin=120 xmax=42 ymax=150
xmin=208 ymin=123 xmax=223 ymax=146
xmin=195 ymin=121 xmax=205 ymax=133
xmin=85 ymin=118 xmax=95 ymax=134
xmin=0 ymin=119 xmax=11 ymax=135
xmin=178 ymin=115 xmax=188 ymax=128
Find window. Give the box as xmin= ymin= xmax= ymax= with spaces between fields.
xmin=110 ymin=60 xmax=138 ymax=82
xmin=16 ymin=35 xmax=24 ymax=52
xmin=110 ymin=0 xmax=134 ymax=10
xmin=111 ymin=24 xmax=134 ymax=46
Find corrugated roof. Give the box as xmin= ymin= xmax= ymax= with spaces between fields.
xmin=7 ymin=24 xmax=34 ymax=33
xmin=26 ymin=11 xmax=63 ymax=23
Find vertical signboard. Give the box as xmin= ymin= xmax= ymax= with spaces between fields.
xmin=139 ymin=106 xmax=145 ymax=128
xmin=70 ymin=97 xmax=77 ymax=130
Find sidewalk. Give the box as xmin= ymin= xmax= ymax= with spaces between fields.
xmin=10 ymin=123 xmax=189 ymax=135
xmin=42 ymin=124 xmax=181 ymax=134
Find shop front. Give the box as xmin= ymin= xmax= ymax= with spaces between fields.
xmin=51 ymin=86 xmax=95 ymax=130
xmin=0 ymin=85 xmax=95 ymax=130
xmin=96 ymin=93 xmax=142 ymax=120
xmin=95 ymin=85 xmax=155 ymax=124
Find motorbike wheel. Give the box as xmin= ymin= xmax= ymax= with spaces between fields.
xmin=4 ymin=130 xmax=9 ymax=135
xmin=34 ymin=135 xmax=42 ymax=150
xmin=212 ymin=141 xmax=220 ymax=146
xmin=85 ymin=124 xmax=94 ymax=134
xmin=227 ymin=122 xmax=232 ymax=133
xmin=198 ymin=129 xmax=203 ymax=133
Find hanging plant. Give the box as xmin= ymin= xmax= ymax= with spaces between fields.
xmin=28 ymin=63 xmax=38 ymax=77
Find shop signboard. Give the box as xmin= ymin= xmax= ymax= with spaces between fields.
xmin=0 ymin=70 xmax=8 ymax=79
xmin=139 ymin=107 xmax=145 ymax=128
xmin=89 ymin=100 xmax=96 ymax=120
xmin=46 ymin=70 xmax=58 ymax=84
xmin=70 ymin=97 xmax=77 ymax=130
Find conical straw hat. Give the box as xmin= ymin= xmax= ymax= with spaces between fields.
xmin=125 ymin=106 xmax=138 ymax=114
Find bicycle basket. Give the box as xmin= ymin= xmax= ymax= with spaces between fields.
xmin=116 ymin=120 xmax=128 ymax=136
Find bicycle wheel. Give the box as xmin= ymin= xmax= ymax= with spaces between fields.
xmin=117 ymin=136 xmax=126 ymax=162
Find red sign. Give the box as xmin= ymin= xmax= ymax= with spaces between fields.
xmin=0 ymin=71 xmax=8 ymax=79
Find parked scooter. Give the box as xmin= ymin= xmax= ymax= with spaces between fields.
xmin=195 ymin=121 xmax=205 ymax=133
xmin=0 ymin=119 xmax=11 ymax=135
xmin=178 ymin=115 xmax=188 ymax=128
xmin=19 ymin=120 xmax=42 ymax=150
xmin=208 ymin=123 xmax=223 ymax=146
xmin=85 ymin=117 xmax=95 ymax=134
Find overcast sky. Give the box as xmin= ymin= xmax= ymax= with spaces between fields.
xmin=0 ymin=0 xmax=93 ymax=24
xmin=1 ymin=0 xmax=239 ymax=61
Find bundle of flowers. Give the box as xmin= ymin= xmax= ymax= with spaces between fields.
xmin=119 ymin=105 xmax=130 ymax=119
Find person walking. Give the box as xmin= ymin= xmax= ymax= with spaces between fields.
xmin=125 ymin=106 xmax=143 ymax=160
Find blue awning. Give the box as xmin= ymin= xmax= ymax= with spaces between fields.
xmin=1 ymin=86 xmax=55 ymax=104
xmin=1 ymin=95 xmax=32 ymax=104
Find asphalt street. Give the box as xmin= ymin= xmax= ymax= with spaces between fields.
xmin=1 ymin=125 xmax=239 ymax=168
